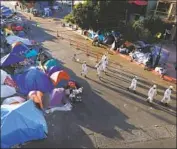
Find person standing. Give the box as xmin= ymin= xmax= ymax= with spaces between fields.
xmin=147 ymin=85 xmax=157 ymax=103
xmin=161 ymin=86 xmax=173 ymax=106
xmin=96 ymin=63 xmax=101 ymax=79
xmin=127 ymin=76 xmax=138 ymax=93
xmin=81 ymin=61 xmax=88 ymax=78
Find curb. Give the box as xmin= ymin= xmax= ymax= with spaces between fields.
xmin=113 ymin=51 xmax=177 ymax=84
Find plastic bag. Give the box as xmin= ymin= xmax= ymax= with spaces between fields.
xmin=1 ymin=85 xmax=16 ymax=98
xmin=2 ymin=96 xmax=26 ymax=105
xmin=45 ymin=103 xmax=72 ymax=113
xmin=1 ymin=69 xmax=11 ymax=85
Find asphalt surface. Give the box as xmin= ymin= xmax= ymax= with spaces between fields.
xmin=18 ymin=13 xmax=176 ymax=148
xmin=2 ymin=2 xmax=176 ymax=148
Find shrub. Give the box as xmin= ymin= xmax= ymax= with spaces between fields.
xmin=64 ymin=13 xmax=75 ymax=24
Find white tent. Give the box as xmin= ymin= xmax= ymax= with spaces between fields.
xmin=6 ymin=35 xmax=33 ymax=45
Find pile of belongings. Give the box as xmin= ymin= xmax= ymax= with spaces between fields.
xmin=128 ymin=41 xmax=170 ymax=67
xmin=1 ymin=5 xmax=84 ymax=148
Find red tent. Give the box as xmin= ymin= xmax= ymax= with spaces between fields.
xmin=129 ymin=0 xmax=148 ymax=6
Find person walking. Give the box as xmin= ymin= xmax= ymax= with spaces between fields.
xmin=127 ymin=76 xmax=138 ymax=93
xmin=147 ymin=85 xmax=157 ymax=103
xmin=81 ymin=61 xmax=88 ymax=78
xmin=102 ymin=59 xmax=107 ymax=74
xmin=96 ymin=63 xmax=101 ymax=79
xmin=161 ymin=86 xmax=173 ymax=106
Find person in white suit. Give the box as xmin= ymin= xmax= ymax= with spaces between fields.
xmin=96 ymin=63 xmax=101 ymax=79
xmin=147 ymin=85 xmax=157 ymax=103
xmin=81 ymin=61 xmax=88 ymax=78
xmin=127 ymin=76 xmax=138 ymax=93
xmin=161 ymin=86 xmax=173 ymax=106
xmin=102 ymin=59 xmax=107 ymax=74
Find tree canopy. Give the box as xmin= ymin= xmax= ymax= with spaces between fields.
xmin=65 ymin=1 xmax=127 ymax=31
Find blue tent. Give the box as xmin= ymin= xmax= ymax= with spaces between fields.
xmin=11 ymin=43 xmax=29 ymax=56
xmin=12 ymin=68 xmax=54 ymax=95
xmin=17 ymin=31 xmax=26 ymax=37
xmin=1 ymin=100 xmax=48 ymax=148
xmin=0 ymin=53 xmax=25 ymax=67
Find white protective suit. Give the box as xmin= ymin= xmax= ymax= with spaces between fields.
xmin=102 ymin=60 xmax=107 ymax=72
xmin=129 ymin=78 xmax=137 ymax=91
xmin=147 ymin=86 xmax=157 ymax=103
xmin=161 ymin=88 xmax=172 ymax=104
xmin=81 ymin=63 xmax=88 ymax=76
xmin=96 ymin=65 xmax=101 ymax=77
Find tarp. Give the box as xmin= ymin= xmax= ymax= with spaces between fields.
xmin=2 ymin=96 xmax=26 ymax=105
xmin=44 ymin=59 xmax=60 ymax=71
xmin=50 ymin=70 xmax=70 ymax=86
xmin=0 ymin=53 xmax=25 ymax=67
xmin=6 ymin=35 xmax=33 ymax=45
xmin=11 ymin=42 xmax=29 ymax=55
xmin=25 ymin=49 xmax=38 ymax=58
xmin=47 ymin=66 xmax=62 ymax=76
xmin=1 ymin=69 xmax=11 ymax=84
xmin=17 ymin=31 xmax=26 ymax=38
xmin=103 ymin=35 xmax=115 ymax=45
xmin=49 ymin=88 xmax=65 ymax=108
xmin=1 ymin=85 xmax=16 ymax=98
xmin=129 ymin=0 xmax=148 ymax=6
xmin=151 ymin=46 xmax=170 ymax=66
xmin=12 ymin=68 xmax=54 ymax=95
xmin=1 ymin=100 xmax=48 ymax=148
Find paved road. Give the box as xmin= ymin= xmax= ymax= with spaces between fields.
xmin=2 ymin=2 xmax=176 ymax=148
xmin=17 ymin=13 xmax=176 ymax=148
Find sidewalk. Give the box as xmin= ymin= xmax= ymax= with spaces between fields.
xmin=63 ymin=26 xmax=177 ymax=84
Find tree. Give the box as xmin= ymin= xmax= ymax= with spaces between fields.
xmin=72 ymin=1 xmax=96 ymax=30
xmin=71 ymin=1 xmax=127 ymax=31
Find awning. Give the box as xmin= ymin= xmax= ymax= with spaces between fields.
xmin=129 ymin=0 xmax=148 ymax=6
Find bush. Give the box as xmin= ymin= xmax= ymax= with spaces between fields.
xmin=64 ymin=13 xmax=75 ymax=24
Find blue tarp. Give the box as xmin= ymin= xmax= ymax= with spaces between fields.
xmin=11 ymin=43 xmax=29 ymax=56
xmin=25 ymin=49 xmax=38 ymax=58
xmin=0 ymin=53 xmax=25 ymax=67
xmin=12 ymin=68 xmax=54 ymax=95
xmin=2 ymin=9 xmax=13 ymax=17
xmin=1 ymin=100 xmax=48 ymax=148
xmin=151 ymin=46 xmax=170 ymax=66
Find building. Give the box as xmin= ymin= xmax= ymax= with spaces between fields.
xmin=147 ymin=0 xmax=176 ymax=23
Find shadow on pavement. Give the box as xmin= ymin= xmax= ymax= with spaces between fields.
xmin=23 ymin=64 xmax=137 ymax=148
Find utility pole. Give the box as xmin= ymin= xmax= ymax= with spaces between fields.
xmin=153 ymin=30 xmax=167 ymax=68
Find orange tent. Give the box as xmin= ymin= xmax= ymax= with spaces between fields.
xmin=50 ymin=70 xmax=70 ymax=86
xmin=28 ymin=91 xmax=44 ymax=109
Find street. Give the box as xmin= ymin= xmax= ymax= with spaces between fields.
xmin=18 ymin=12 xmax=177 ymax=148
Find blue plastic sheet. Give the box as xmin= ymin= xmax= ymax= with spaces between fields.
xmin=1 ymin=100 xmax=48 ymax=148
xmin=0 ymin=53 xmax=25 ymax=67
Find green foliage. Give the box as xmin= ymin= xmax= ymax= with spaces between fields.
xmin=143 ymin=16 xmax=166 ymax=36
xmin=64 ymin=13 xmax=75 ymax=24
xmin=72 ymin=1 xmax=127 ymax=31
